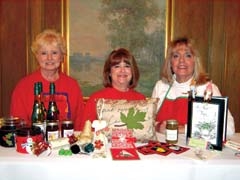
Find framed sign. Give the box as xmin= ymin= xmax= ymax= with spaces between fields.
xmin=187 ymin=96 xmax=228 ymax=150
xmin=68 ymin=0 xmax=171 ymax=97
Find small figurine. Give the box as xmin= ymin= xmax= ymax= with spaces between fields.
xmin=78 ymin=120 xmax=93 ymax=144
xmin=189 ymin=79 xmax=196 ymax=99
xmin=204 ymin=81 xmax=213 ymax=101
xmin=92 ymin=120 xmax=108 ymax=158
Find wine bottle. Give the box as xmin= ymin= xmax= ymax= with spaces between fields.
xmin=31 ymin=82 xmax=45 ymax=125
xmin=37 ymin=82 xmax=46 ymax=120
xmin=46 ymin=82 xmax=59 ymax=121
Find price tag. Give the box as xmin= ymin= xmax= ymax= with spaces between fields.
xmin=188 ymin=138 xmax=208 ymax=149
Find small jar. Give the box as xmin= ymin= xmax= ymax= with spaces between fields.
xmin=46 ymin=121 xmax=59 ymax=141
xmin=165 ymin=120 xmax=178 ymax=144
xmin=0 ymin=117 xmax=24 ymax=147
xmin=61 ymin=120 xmax=74 ymax=138
xmin=32 ymin=120 xmax=46 ymax=137
xmin=15 ymin=126 xmax=43 ymax=154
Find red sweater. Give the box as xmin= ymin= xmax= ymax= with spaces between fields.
xmin=82 ymin=87 xmax=146 ymax=130
xmin=10 ymin=70 xmax=84 ymax=130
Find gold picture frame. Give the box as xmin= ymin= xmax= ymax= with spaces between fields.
xmin=62 ymin=0 xmax=173 ymax=97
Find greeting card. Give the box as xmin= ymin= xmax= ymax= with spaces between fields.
xmin=110 ymin=128 xmax=140 ymax=160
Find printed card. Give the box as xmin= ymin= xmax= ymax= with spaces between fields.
xmin=110 ymin=128 xmax=139 ymax=160
xmin=110 ymin=148 xmax=140 ymax=160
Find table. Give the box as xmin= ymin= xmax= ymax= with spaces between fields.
xmin=1 ymin=133 xmax=240 ymax=180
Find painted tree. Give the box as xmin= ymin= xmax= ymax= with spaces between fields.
xmin=99 ymin=0 xmax=165 ymax=64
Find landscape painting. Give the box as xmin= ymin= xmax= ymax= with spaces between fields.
xmin=69 ymin=0 xmax=167 ymax=97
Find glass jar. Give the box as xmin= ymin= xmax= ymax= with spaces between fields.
xmin=165 ymin=119 xmax=178 ymax=144
xmin=32 ymin=121 xmax=46 ymax=138
xmin=46 ymin=121 xmax=59 ymax=141
xmin=61 ymin=120 xmax=74 ymax=138
xmin=0 ymin=117 xmax=24 ymax=147
xmin=15 ymin=126 xmax=43 ymax=154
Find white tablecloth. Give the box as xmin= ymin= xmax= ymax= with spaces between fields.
xmin=1 ymin=133 xmax=240 ymax=180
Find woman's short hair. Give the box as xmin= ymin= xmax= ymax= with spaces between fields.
xmin=103 ymin=48 xmax=140 ymax=88
xmin=31 ymin=29 xmax=67 ymax=55
xmin=162 ymin=37 xmax=210 ymax=85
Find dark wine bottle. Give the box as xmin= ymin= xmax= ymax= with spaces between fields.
xmin=31 ymin=82 xmax=45 ymax=125
xmin=37 ymin=82 xmax=46 ymax=120
xmin=46 ymin=82 xmax=59 ymax=121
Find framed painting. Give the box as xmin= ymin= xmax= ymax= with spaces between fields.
xmin=67 ymin=0 xmax=171 ymax=97
xmin=186 ymin=96 xmax=228 ymax=151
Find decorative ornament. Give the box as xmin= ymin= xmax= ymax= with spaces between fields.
xmin=204 ymin=81 xmax=213 ymax=101
xmin=77 ymin=120 xmax=93 ymax=144
xmin=92 ymin=119 xmax=108 ymax=158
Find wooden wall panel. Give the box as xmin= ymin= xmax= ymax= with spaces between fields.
xmin=0 ymin=0 xmax=28 ymax=117
xmin=27 ymin=0 xmax=44 ymax=74
xmin=210 ymin=1 xmax=226 ymax=88
xmin=172 ymin=0 xmax=211 ymax=69
xmin=172 ymin=0 xmax=240 ymax=132
xmin=224 ymin=1 xmax=240 ymax=132
xmin=0 ymin=0 xmax=63 ymax=117
xmin=43 ymin=0 xmax=62 ymax=31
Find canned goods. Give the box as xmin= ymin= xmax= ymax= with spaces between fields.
xmin=61 ymin=120 xmax=74 ymax=138
xmin=165 ymin=119 xmax=178 ymax=144
xmin=15 ymin=126 xmax=43 ymax=154
xmin=0 ymin=117 xmax=24 ymax=147
xmin=46 ymin=121 xmax=59 ymax=141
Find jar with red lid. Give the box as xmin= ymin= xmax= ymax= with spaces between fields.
xmin=0 ymin=117 xmax=24 ymax=147
xmin=15 ymin=126 xmax=43 ymax=154
xmin=61 ymin=120 xmax=74 ymax=138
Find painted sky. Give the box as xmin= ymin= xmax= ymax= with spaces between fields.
xmin=69 ymin=0 xmax=166 ymax=58
xmin=69 ymin=0 xmax=109 ymax=58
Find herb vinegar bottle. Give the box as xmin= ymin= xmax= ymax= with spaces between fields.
xmin=46 ymin=82 xmax=59 ymax=122
xmin=31 ymin=82 xmax=45 ymax=126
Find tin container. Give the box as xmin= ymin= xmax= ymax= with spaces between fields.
xmin=165 ymin=119 xmax=178 ymax=144
xmin=0 ymin=117 xmax=24 ymax=147
xmin=15 ymin=126 xmax=43 ymax=154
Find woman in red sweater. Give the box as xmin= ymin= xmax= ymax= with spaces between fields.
xmin=10 ymin=29 xmax=84 ymax=131
xmin=82 ymin=48 xmax=146 ymax=130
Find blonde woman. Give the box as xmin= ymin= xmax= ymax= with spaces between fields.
xmin=152 ymin=37 xmax=235 ymax=136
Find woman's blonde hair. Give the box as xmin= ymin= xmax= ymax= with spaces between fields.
xmin=161 ymin=37 xmax=210 ymax=85
xmin=31 ymin=29 xmax=66 ymax=55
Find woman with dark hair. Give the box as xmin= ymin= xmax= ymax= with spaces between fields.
xmin=82 ymin=48 xmax=145 ymax=129
xmin=152 ymin=37 xmax=235 ymax=136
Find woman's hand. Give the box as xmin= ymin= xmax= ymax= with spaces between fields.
xmin=155 ymin=121 xmax=167 ymax=134
xmin=178 ymin=125 xmax=186 ymax=134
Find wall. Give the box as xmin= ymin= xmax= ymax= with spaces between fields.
xmin=172 ymin=0 xmax=240 ymax=132
xmin=0 ymin=0 xmax=66 ymax=116
xmin=0 ymin=0 xmax=239 ymax=131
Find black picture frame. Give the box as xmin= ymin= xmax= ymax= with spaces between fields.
xmin=187 ymin=96 xmax=228 ymax=151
